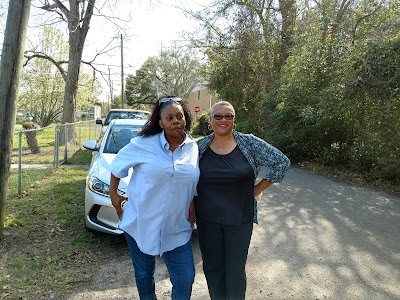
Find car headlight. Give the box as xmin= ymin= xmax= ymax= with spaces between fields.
xmin=88 ymin=176 xmax=126 ymax=197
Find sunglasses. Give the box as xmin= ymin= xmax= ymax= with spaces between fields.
xmin=212 ymin=114 xmax=235 ymax=120
xmin=158 ymin=97 xmax=182 ymax=106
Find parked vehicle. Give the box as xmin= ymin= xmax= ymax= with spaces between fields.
xmin=96 ymin=109 xmax=150 ymax=138
xmin=83 ymin=119 xmax=147 ymax=234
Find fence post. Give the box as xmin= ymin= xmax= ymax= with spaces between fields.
xmin=79 ymin=122 xmax=82 ymax=147
xmin=86 ymin=121 xmax=92 ymax=140
xmin=64 ymin=124 xmax=68 ymax=163
xmin=54 ymin=125 xmax=58 ymax=167
xmin=93 ymin=121 xmax=96 ymax=140
xmin=18 ymin=131 xmax=22 ymax=195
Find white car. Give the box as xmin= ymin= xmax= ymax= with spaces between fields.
xmin=96 ymin=109 xmax=150 ymax=138
xmin=83 ymin=119 xmax=147 ymax=234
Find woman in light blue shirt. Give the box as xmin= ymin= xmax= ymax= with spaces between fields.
xmin=109 ymin=97 xmax=200 ymax=300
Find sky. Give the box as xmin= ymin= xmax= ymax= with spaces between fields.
xmin=0 ymin=0 xmax=211 ymax=103
xmin=81 ymin=0 xmax=211 ymax=102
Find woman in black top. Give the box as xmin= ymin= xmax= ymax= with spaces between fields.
xmin=195 ymin=101 xmax=290 ymax=300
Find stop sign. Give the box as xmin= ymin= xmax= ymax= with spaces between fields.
xmin=194 ymin=106 xmax=200 ymax=113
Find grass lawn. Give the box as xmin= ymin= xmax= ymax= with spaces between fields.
xmin=11 ymin=121 xmax=99 ymax=165
xmin=1 ymin=150 xmax=125 ymax=300
xmin=64 ymin=148 xmax=94 ymax=165
xmin=8 ymin=148 xmax=93 ymax=199
xmin=8 ymin=168 xmax=53 ymax=199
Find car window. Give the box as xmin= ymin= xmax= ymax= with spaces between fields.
xmin=133 ymin=112 xmax=151 ymax=120
xmin=104 ymin=125 xmax=143 ymax=153
xmin=104 ymin=111 xmax=150 ymax=125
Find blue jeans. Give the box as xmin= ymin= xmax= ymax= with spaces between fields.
xmin=124 ymin=233 xmax=195 ymax=300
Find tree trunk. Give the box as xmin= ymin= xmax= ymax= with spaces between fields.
xmin=0 ymin=0 xmax=31 ymax=239
xmin=61 ymin=33 xmax=84 ymax=143
xmin=60 ymin=0 xmax=95 ymax=144
xmin=62 ymin=33 xmax=84 ymax=125
xmin=22 ymin=122 xmax=40 ymax=154
xmin=278 ymin=0 xmax=297 ymax=69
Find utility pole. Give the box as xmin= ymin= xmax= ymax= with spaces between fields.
xmin=108 ymin=66 xmax=113 ymax=111
xmin=120 ymin=34 xmax=125 ymax=108
xmin=153 ymin=67 xmax=160 ymax=99
xmin=0 ymin=0 xmax=31 ymax=239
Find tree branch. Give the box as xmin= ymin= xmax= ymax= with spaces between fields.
xmin=51 ymin=0 xmax=70 ymax=19
xmin=24 ymin=51 xmax=67 ymax=81
xmin=81 ymin=0 xmax=96 ymax=38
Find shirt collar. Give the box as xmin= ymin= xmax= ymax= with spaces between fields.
xmin=159 ymin=130 xmax=190 ymax=151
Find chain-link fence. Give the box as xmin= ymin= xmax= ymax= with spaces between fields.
xmin=9 ymin=120 xmax=100 ymax=197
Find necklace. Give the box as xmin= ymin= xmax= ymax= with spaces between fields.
xmin=213 ymin=135 xmax=235 ymax=153
xmin=213 ymin=140 xmax=226 ymax=152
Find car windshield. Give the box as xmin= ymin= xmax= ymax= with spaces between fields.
xmin=104 ymin=111 xmax=150 ymax=125
xmin=103 ymin=125 xmax=143 ymax=153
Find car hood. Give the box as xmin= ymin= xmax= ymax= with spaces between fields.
xmin=89 ymin=153 xmax=132 ymax=190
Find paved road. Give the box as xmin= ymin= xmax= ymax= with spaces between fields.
xmin=69 ymin=167 xmax=400 ymax=299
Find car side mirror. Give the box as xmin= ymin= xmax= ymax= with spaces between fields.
xmin=96 ymin=119 xmax=103 ymax=125
xmin=83 ymin=140 xmax=99 ymax=151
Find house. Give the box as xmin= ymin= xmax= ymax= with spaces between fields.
xmin=16 ymin=109 xmax=32 ymax=119
xmin=88 ymin=103 xmax=102 ymax=119
xmin=75 ymin=103 xmax=102 ymax=120
xmin=185 ymin=82 xmax=220 ymax=117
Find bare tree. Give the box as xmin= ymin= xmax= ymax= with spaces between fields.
xmin=22 ymin=0 xmax=132 ymax=143
xmin=156 ymin=44 xmax=204 ymax=97
xmin=0 ymin=0 xmax=31 ymax=239
xmin=39 ymin=0 xmax=96 ymax=129
xmin=19 ymin=0 xmax=130 ymax=142
xmin=125 ymin=44 xmax=204 ymax=106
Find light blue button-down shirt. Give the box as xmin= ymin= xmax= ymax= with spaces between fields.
xmin=111 ymin=131 xmax=200 ymax=256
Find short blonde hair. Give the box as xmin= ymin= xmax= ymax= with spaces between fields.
xmin=210 ymin=101 xmax=235 ymax=116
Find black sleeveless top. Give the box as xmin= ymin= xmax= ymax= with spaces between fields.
xmin=195 ymin=146 xmax=254 ymax=225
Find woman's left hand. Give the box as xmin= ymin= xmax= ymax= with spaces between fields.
xmin=189 ymin=210 xmax=195 ymax=229
xmin=254 ymin=179 xmax=273 ymax=197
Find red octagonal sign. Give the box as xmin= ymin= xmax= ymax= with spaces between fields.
xmin=194 ymin=106 xmax=201 ymax=113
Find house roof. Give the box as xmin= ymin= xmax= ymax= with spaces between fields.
xmin=190 ymin=82 xmax=209 ymax=93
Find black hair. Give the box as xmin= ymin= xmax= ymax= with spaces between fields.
xmin=138 ymin=96 xmax=192 ymax=137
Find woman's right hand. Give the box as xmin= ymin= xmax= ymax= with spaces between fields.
xmin=110 ymin=193 xmax=128 ymax=220
xmin=109 ymin=174 xmax=128 ymax=220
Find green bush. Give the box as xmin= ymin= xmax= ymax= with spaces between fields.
xmin=348 ymin=144 xmax=378 ymax=174
xmin=375 ymin=158 xmax=400 ymax=183
xmin=192 ymin=112 xmax=212 ymax=136
xmin=235 ymin=120 xmax=254 ymax=134
xmin=316 ymin=144 xmax=350 ymax=167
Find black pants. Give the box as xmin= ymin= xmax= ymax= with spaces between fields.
xmin=196 ymin=220 xmax=253 ymax=300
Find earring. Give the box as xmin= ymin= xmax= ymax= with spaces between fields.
xmin=233 ymin=124 xmax=236 ymax=130
xmin=208 ymin=124 xmax=213 ymax=131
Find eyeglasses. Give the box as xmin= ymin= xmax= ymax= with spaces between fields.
xmin=158 ymin=97 xmax=182 ymax=106
xmin=212 ymin=114 xmax=235 ymax=120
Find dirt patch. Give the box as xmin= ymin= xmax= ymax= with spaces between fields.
xmin=67 ymin=233 xmax=210 ymax=300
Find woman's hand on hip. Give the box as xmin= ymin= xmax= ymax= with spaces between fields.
xmin=109 ymin=174 xmax=127 ymax=220
xmin=254 ymin=179 xmax=273 ymax=197
xmin=110 ymin=193 xmax=128 ymax=220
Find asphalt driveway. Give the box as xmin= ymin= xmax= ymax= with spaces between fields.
xmin=69 ymin=167 xmax=400 ymax=299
